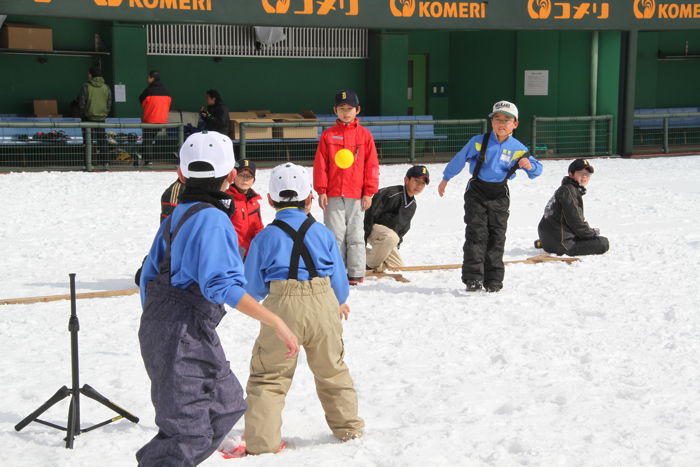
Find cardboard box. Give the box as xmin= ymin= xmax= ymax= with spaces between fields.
xmin=247 ymin=110 xmax=271 ymax=118
xmin=266 ymin=112 xmax=319 ymax=139
xmin=33 ymin=99 xmax=59 ymax=117
xmin=0 ymin=23 xmax=53 ymax=51
xmin=230 ymin=118 xmax=273 ymax=140
xmin=229 ymin=112 xmax=259 ymax=120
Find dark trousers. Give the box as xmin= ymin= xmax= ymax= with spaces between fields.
xmin=137 ymin=277 xmax=246 ymax=466
xmin=556 ymin=236 xmax=609 ymax=256
xmin=82 ymin=124 xmax=107 ymax=163
xmin=462 ymin=190 xmax=510 ymax=288
xmin=142 ymin=128 xmax=159 ymax=162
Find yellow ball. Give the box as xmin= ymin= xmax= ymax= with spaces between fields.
xmin=334 ymin=148 xmax=355 ymax=169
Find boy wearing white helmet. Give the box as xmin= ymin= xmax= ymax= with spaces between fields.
xmin=136 ymin=131 xmax=299 ymax=466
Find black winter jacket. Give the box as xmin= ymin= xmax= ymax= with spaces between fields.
xmin=201 ymin=102 xmax=230 ymax=135
xmin=537 ymin=176 xmax=598 ymax=253
xmin=160 ymin=179 xmax=184 ymax=224
xmin=364 ymin=185 xmax=416 ymax=245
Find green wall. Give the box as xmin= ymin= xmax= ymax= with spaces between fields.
xmin=636 ymin=30 xmax=700 ymax=109
xmin=144 ymin=55 xmax=366 ymax=117
xmin=0 ymin=17 xmax=109 ymax=116
xmin=407 ymin=30 xmax=450 ymax=119
xmin=448 ymin=31 xmax=517 ymax=122
xmin=448 ymin=30 xmax=622 ymax=148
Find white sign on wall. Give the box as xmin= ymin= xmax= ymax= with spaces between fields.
xmin=524 ymin=70 xmax=549 ymax=96
xmin=114 ymin=84 xmax=126 ymax=103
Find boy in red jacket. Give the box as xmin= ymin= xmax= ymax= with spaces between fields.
xmin=313 ymin=90 xmax=380 ymax=285
xmin=225 ymin=159 xmax=264 ymax=259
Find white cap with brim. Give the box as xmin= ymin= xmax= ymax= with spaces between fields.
xmin=488 ymin=100 xmax=519 ymax=120
xmin=179 ymin=131 xmax=235 ymax=179
xmin=269 ymin=163 xmax=312 ymax=202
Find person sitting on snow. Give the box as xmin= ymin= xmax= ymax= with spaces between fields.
xmin=536 ymin=158 xmax=609 ymax=256
xmin=363 ymin=165 xmax=429 ymax=272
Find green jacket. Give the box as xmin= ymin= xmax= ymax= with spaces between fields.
xmin=78 ymin=77 xmax=112 ymax=121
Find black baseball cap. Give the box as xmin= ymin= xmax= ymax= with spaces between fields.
xmin=406 ymin=165 xmax=430 ymax=184
xmin=236 ymin=159 xmax=256 ymax=176
xmin=334 ymin=90 xmax=360 ymax=108
xmin=568 ymin=159 xmax=594 ymax=174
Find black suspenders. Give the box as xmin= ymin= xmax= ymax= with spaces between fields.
xmin=472 ymin=131 xmax=530 ymax=183
xmin=159 ymin=203 xmax=214 ymax=276
xmin=471 ymin=131 xmax=491 ymax=181
xmin=271 ymin=215 xmax=319 ymax=281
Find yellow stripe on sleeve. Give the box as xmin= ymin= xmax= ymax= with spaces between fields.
xmin=511 ymin=150 xmax=527 ymax=162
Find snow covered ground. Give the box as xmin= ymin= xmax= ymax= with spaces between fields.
xmin=1 ymin=156 xmax=699 ymax=467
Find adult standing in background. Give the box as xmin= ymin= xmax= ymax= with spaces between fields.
xmin=199 ymin=89 xmax=230 ymax=135
xmin=139 ymin=70 xmax=172 ymax=166
xmin=77 ymin=66 xmax=112 ymax=165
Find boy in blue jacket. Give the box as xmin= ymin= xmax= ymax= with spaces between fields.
xmin=438 ymin=101 xmax=543 ymax=292
xmin=242 ymin=163 xmax=364 ymax=455
xmin=137 ymin=131 xmax=299 ymax=466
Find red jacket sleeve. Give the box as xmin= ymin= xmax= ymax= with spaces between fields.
xmin=363 ymin=131 xmax=380 ymax=197
xmin=313 ymin=132 xmax=330 ymax=195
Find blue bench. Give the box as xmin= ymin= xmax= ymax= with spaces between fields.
xmin=315 ymin=115 xmax=445 ymax=141
xmin=634 ymin=107 xmax=700 ymax=130
xmin=314 ymin=114 xmax=447 ymax=158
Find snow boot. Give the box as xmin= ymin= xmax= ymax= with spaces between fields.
xmin=464 ymin=279 xmax=483 ymax=292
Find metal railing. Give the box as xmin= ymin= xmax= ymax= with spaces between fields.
xmin=633 ymin=112 xmax=700 ymax=154
xmin=238 ymin=119 xmax=488 ymax=164
xmin=0 ymin=122 xmax=184 ymax=171
xmin=531 ymin=115 xmax=614 ymax=158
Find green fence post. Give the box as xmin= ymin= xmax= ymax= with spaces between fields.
xmin=240 ymin=123 xmax=247 ymax=160
xmin=607 ymin=116 xmax=613 ymax=155
xmin=409 ymin=123 xmax=416 ymax=163
xmin=85 ymin=127 xmax=93 ymax=171
xmin=590 ymin=119 xmax=596 ymax=155
xmin=178 ymin=123 xmax=184 ymax=147
xmin=531 ymin=116 xmax=537 ymax=156
xmin=663 ymin=118 xmax=669 ymax=154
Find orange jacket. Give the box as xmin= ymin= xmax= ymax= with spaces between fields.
xmin=139 ymin=81 xmax=172 ymax=124
xmin=313 ymin=118 xmax=379 ymax=199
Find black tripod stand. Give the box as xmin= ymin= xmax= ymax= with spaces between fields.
xmin=15 ymin=273 xmax=139 ymax=448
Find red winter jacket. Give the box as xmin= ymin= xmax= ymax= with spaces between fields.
xmin=313 ymin=118 xmax=379 ymax=199
xmin=225 ymin=186 xmax=264 ymax=256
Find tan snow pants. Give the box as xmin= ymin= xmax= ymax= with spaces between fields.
xmin=366 ymin=224 xmax=404 ymax=271
xmin=244 ymin=277 xmax=364 ymax=454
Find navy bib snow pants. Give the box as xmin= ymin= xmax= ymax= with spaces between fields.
xmin=136 ymin=204 xmax=246 ymax=466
